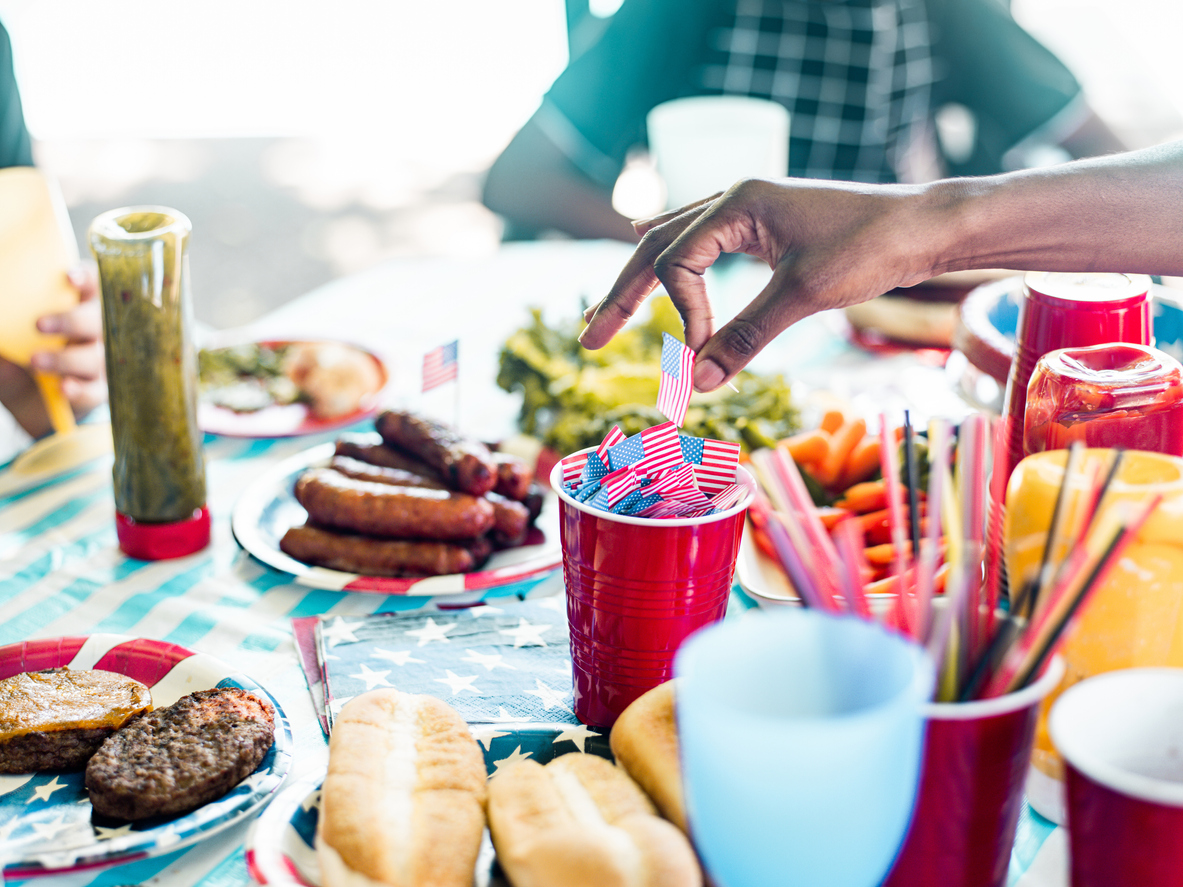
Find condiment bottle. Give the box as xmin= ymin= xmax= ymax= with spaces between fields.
xmin=1024 ymin=343 xmax=1183 ymax=458
xmin=89 ymin=207 xmax=209 ymax=559
xmin=1001 ymin=272 xmax=1152 ymax=484
xmin=1004 ymin=448 xmax=1183 ymax=824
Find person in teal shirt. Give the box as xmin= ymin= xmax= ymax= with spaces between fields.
xmin=484 ymin=0 xmax=1124 ymax=241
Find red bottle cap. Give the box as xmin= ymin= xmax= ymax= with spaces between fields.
xmin=115 ymin=507 xmax=211 ymax=560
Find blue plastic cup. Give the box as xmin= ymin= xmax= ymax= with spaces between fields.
xmin=675 ymin=609 xmax=934 ymax=887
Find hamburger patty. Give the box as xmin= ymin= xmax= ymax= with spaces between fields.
xmin=0 ymin=668 xmax=153 ymax=773
xmin=85 ymin=687 xmax=275 ymax=821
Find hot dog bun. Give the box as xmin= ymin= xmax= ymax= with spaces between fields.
xmin=488 ymin=752 xmax=700 ymax=887
xmin=317 ymin=689 xmax=486 ymax=887
xmin=609 ymin=679 xmax=687 ymax=832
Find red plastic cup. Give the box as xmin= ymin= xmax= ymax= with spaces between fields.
xmin=882 ymin=656 xmax=1065 ymax=887
xmin=1002 ymin=272 xmax=1152 ymax=484
xmin=549 ymin=452 xmax=755 ymax=729
xmin=1024 ymin=343 xmax=1183 ymax=458
xmin=1050 ymin=668 xmax=1183 ymax=887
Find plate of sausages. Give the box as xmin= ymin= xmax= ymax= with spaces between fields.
xmin=232 ymin=410 xmax=561 ymax=595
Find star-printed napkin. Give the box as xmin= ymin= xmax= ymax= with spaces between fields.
xmin=308 ymin=598 xmax=578 ymax=731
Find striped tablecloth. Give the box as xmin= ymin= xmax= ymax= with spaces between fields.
xmin=0 ymin=241 xmax=1066 ymax=886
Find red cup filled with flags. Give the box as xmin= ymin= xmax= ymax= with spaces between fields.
xmin=549 ymin=342 xmax=757 ymax=726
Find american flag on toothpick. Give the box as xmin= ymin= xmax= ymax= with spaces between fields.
xmin=680 ymin=435 xmax=741 ymax=495
xmin=422 ymin=340 xmax=459 ymax=393
xmin=656 ymin=332 xmax=695 ymax=426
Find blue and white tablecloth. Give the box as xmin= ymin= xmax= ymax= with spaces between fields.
xmin=0 ymin=241 xmax=1066 ymax=886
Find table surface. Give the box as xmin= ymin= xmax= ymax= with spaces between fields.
xmin=0 ymin=240 xmax=1064 ymax=886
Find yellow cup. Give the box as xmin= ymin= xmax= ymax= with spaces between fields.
xmin=1004 ymin=448 xmax=1183 ymax=822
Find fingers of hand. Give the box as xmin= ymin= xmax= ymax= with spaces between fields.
xmin=580 ymin=214 xmax=700 ymax=349
xmin=36 ymin=297 xmax=102 ymax=343
xmin=631 ymin=192 xmax=722 ymax=236
xmin=59 ymin=376 xmax=107 ymax=417
xmin=30 ymin=341 xmax=105 ymax=382
xmin=67 ymin=262 xmax=100 ymax=301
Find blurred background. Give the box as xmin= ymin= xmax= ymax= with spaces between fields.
xmin=0 ymin=0 xmax=1180 ymax=331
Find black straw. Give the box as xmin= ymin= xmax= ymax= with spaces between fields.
xmin=903 ymin=410 xmax=921 ymax=565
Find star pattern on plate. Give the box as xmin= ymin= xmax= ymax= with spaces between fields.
xmin=405 ymin=617 xmax=457 ymax=646
xmin=349 ymin=662 xmax=392 ymax=691
xmin=553 ymin=724 xmax=600 ymax=752
xmin=470 ymin=726 xmax=510 ymax=750
xmin=321 ymin=617 xmax=362 ymax=647
xmin=499 ymin=618 xmax=551 ymax=648
xmin=94 ymin=823 xmax=135 ymax=841
xmin=490 ymin=745 xmax=532 ymax=774
xmin=461 ymin=649 xmax=516 ymax=672
xmin=433 ymin=670 xmax=479 ymax=695
xmin=29 ymin=776 xmax=69 ymax=804
xmin=28 ymin=814 xmax=69 ymax=841
xmin=372 ymin=648 xmax=425 ymax=666
xmin=0 ymin=818 xmax=20 ymax=841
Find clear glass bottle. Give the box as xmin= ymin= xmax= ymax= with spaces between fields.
xmin=89 ymin=207 xmax=208 ymax=559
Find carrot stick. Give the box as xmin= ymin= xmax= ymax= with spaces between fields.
xmin=815 ymin=417 xmax=867 ymax=488
xmin=781 ymin=430 xmax=831 ymax=466
xmin=840 ymin=436 xmax=881 ymax=488
xmin=816 ymin=506 xmax=851 ymax=530
xmin=819 ymin=409 xmax=846 ymax=434
xmin=836 ymin=480 xmax=888 ymax=514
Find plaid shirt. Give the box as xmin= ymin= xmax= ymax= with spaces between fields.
xmin=539 ymin=0 xmax=1081 ymax=188
xmin=697 ymin=0 xmax=934 ymax=183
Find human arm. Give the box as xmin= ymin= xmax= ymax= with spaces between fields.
xmin=0 ymin=264 xmax=106 ymax=438
xmin=579 ymin=142 xmax=1183 ymax=391
xmin=482 ymin=110 xmax=640 ymax=241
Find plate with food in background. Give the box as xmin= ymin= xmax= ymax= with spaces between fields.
xmin=0 ymin=634 xmax=293 ymax=879
xmin=232 ymin=410 xmax=561 ymax=595
xmin=198 ymin=339 xmax=388 ymax=438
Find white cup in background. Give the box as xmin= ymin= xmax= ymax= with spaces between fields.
xmin=646 ymin=96 xmax=790 ymax=210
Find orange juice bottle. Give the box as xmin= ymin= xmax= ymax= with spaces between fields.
xmin=1004 ymin=448 xmax=1183 ymax=822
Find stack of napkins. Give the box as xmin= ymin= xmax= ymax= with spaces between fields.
xmin=293 ymin=598 xmax=579 ymax=734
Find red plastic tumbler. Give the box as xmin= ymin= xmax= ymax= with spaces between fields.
xmin=549 ymin=453 xmax=755 ymax=729
xmin=1001 ymin=272 xmax=1152 ymax=484
xmin=882 ymin=657 xmax=1065 ymax=887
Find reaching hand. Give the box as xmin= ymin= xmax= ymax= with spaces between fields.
xmin=579 ymin=177 xmax=935 ymax=391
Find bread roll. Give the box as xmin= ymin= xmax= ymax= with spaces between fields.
xmin=317 ymin=689 xmax=486 ymax=887
xmin=488 ymin=752 xmax=700 ymax=887
xmin=610 ymin=680 xmax=687 ymax=832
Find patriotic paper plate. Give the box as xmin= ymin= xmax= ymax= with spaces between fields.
xmin=245 ymin=724 xmax=611 ymax=887
xmin=232 ymin=443 xmax=562 ymax=594
xmin=0 ymin=634 xmax=294 ymax=878
xmin=198 ymin=339 xmax=388 ymax=439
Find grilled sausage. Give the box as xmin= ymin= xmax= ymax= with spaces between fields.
xmin=486 ymin=492 xmax=529 ymax=547
xmin=492 ymin=452 xmax=534 ymax=501
xmin=329 ymin=456 xmax=446 ymax=490
xmin=281 ymin=524 xmax=478 ymax=576
xmin=376 ymin=411 xmax=497 ymax=497
xmin=295 ymin=468 xmax=494 ymax=541
xmin=334 ymin=435 xmax=444 ymax=482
